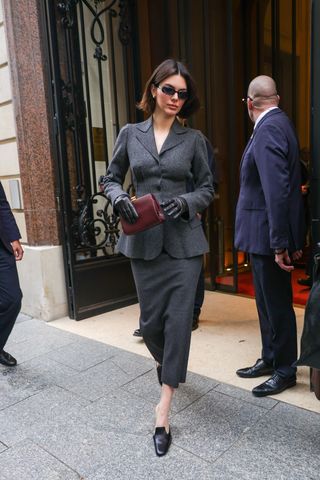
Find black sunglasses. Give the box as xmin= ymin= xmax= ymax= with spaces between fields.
xmin=155 ymin=84 xmax=188 ymax=100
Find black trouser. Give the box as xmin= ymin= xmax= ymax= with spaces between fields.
xmin=0 ymin=241 xmax=22 ymax=351
xmin=251 ymin=253 xmax=297 ymax=378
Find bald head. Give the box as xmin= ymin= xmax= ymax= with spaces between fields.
xmin=248 ymin=75 xmax=279 ymax=108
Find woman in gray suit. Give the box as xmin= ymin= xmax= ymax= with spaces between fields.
xmin=104 ymin=59 xmax=214 ymax=456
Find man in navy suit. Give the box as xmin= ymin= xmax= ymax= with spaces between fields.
xmin=0 ymin=181 xmax=23 ymax=367
xmin=235 ymin=75 xmax=305 ymax=397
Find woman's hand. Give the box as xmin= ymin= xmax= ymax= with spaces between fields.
xmin=114 ymin=195 xmax=139 ymax=224
xmin=161 ymin=197 xmax=188 ymax=219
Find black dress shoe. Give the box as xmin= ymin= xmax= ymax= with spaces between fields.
xmin=236 ymin=359 xmax=274 ymax=378
xmin=156 ymin=364 xmax=162 ymax=386
xmin=192 ymin=315 xmax=199 ymax=331
xmin=0 ymin=350 xmax=17 ymax=367
xmin=153 ymin=427 xmax=172 ymax=457
xmin=133 ymin=328 xmax=142 ymax=337
xmin=252 ymin=373 xmax=296 ymax=397
xmin=297 ymin=276 xmax=312 ymax=287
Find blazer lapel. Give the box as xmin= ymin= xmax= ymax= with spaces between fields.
xmin=135 ymin=117 xmax=159 ymax=162
xmin=160 ymin=119 xmax=187 ymax=155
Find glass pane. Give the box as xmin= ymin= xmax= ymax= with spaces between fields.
xmin=73 ymin=1 xmax=131 ymax=262
xmin=260 ymin=0 xmax=273 ymax=75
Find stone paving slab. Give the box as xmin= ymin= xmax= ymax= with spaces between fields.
xmin=110 ymin=349 xmax=154 ymax=376
xmin=0 ymin=385 xmax=90 ymax=446
xmin=31 ymin=422 xmax=149 ymax=478
xmin=79 ymin=388 xmax=155 ymax=435
xmin=86 ymin=441 xmax=217 ymax=480
xmin=46 ymin=337 xmax=118 ymax=372
xmin=123 ymin=368 xmax=219 ymax=413
xmin=171 ymin=388 xmax=269 ymax=463
xmin=0 ymin=441 xmax=7 ymax=454
xmin=0 ymin=314 xmax=319 ymax=480
xmin=213 ymin=382 xmax=279 ymax=410
xmin=5 ymin=330 xmax=74 ymax=364
xmin=55 ymin=357 xmax=150 ymax=402
xmin=0 ymin=440 xmax=81 ymax=480
xmin=209 ymin=421 xmax=317 ymax=480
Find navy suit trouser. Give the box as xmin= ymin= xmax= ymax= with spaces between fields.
xmin=251 ymin=253 xmax=297 ymax=378
xmin=0 ymin=241 xmax=22 ymax=351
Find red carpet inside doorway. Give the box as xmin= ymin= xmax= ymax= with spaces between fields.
xmin=237 ymin=268 xmax=309 ymax=306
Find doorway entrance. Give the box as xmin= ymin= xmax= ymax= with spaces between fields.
xmin=237 ymin=0 xmax=312 ymax=304
xmin=152 ymin=0 xmax=311 ymax=300
xmin=43 ymin=0 xmax=141 ymax=319
xmin=174 ymin=0 xmax=312 ymax=300
xmin=43 ymin=0 xmax=315 ymax=319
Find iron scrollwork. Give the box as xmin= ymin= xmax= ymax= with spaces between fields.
xmin=82 ymin=0 xmax=117 ymax=60
xmin=60 ymin=80 xmax=75 ymax=130
xmin=56 ymin=0 xmax=133 ymax=259
xmin=72 ymin=186 xmax=121 ymax=256
xmin=118 ymin=0 xmax=131 ymax=45
xmin=57 ymin=0 xmax=79 ymax=28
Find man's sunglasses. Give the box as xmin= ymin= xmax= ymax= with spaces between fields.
xmin=155 ymin=84 xmax=188 ymax=100
xmin=242 ymin=96 xmax=253 ymax=103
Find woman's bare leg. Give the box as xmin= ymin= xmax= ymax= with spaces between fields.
xmin=155 ymin=383 xmax=174 ymax=432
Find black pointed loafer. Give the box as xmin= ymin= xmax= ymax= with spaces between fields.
xmin=133 ymin=328 xmax=142 ymax=337
xmin=156 ymin=365 xmax=162 ymax=386
xmin=153 ymin=427 xmax=172 ymax=457
xmin=252 ymin=373 xmax=296 ymax=397
xmin=236 ymin=358 xmax=274 ymax=378
xmin=0 ymin=350 xmax=17 ymax=367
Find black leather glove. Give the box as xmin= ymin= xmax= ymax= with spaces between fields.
xmin=114 ymin=195 xmax=139 ymax=224
xmin=161 ymin=197 xmax=189 ymax=219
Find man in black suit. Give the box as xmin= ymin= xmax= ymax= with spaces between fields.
xmin=235 ymin=75 xmax=305 ymax=397
xmin=0 ymin=181 xmax=23 ymax=367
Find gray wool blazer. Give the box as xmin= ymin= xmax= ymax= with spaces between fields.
xmin=104 ymin=117 xmax=214 ymax=260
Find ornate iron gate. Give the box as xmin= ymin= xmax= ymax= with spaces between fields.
xmin=43 ymin=0 xmax=139 ymax=319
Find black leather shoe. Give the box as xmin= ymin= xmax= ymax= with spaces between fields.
xmin=133 ymin=328 xmax=142 ymax=337
xmin=297 ymin=276 xmax=312 ymax=287
xmin=153 ymin=427 xmax=172 ymax=457
xmin=236 ymin=359 xmax=274 ymax=378
xmin=0 ymin=350 xmax=17 ymax=367
xmin=252 ymin=373 xmax=296 ymax=397
xmin=156 ymin=364 xmax=162 ymax=386
xmin=192 ymin=315 xmax=199 ymax=331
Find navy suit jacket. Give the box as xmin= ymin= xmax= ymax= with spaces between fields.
xmin=235 ymin=108 xmax=305 ymax=255
xmin=0 ymin=182 xmax=21 ymax=253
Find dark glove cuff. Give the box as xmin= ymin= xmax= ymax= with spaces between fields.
xmin=178 ymin=196 xmax=188 ymax=213
xmin=179 ymin=197 xmax=189 ymax=220
xmin=114 ymin=194 xmax=129 ymax=205
xmin=114 ymin=194 xmax=129 ymax=215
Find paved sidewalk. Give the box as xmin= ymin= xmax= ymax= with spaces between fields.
xmin=0 ymin=314 xmax=319 ymax=480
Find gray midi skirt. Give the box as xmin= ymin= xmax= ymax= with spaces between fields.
xmin=131 ymin=252 xmax=202 ymax=388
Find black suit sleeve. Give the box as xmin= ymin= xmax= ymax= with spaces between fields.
xmin=0 ymin=182 xmax=21 ymax=243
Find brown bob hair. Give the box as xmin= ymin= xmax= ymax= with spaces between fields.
xmin=137 ymin=59 xmax=200 ymax=118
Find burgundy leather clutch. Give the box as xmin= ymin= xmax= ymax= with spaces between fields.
xmin=120 ymin=193 xmax=165 ymax=235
